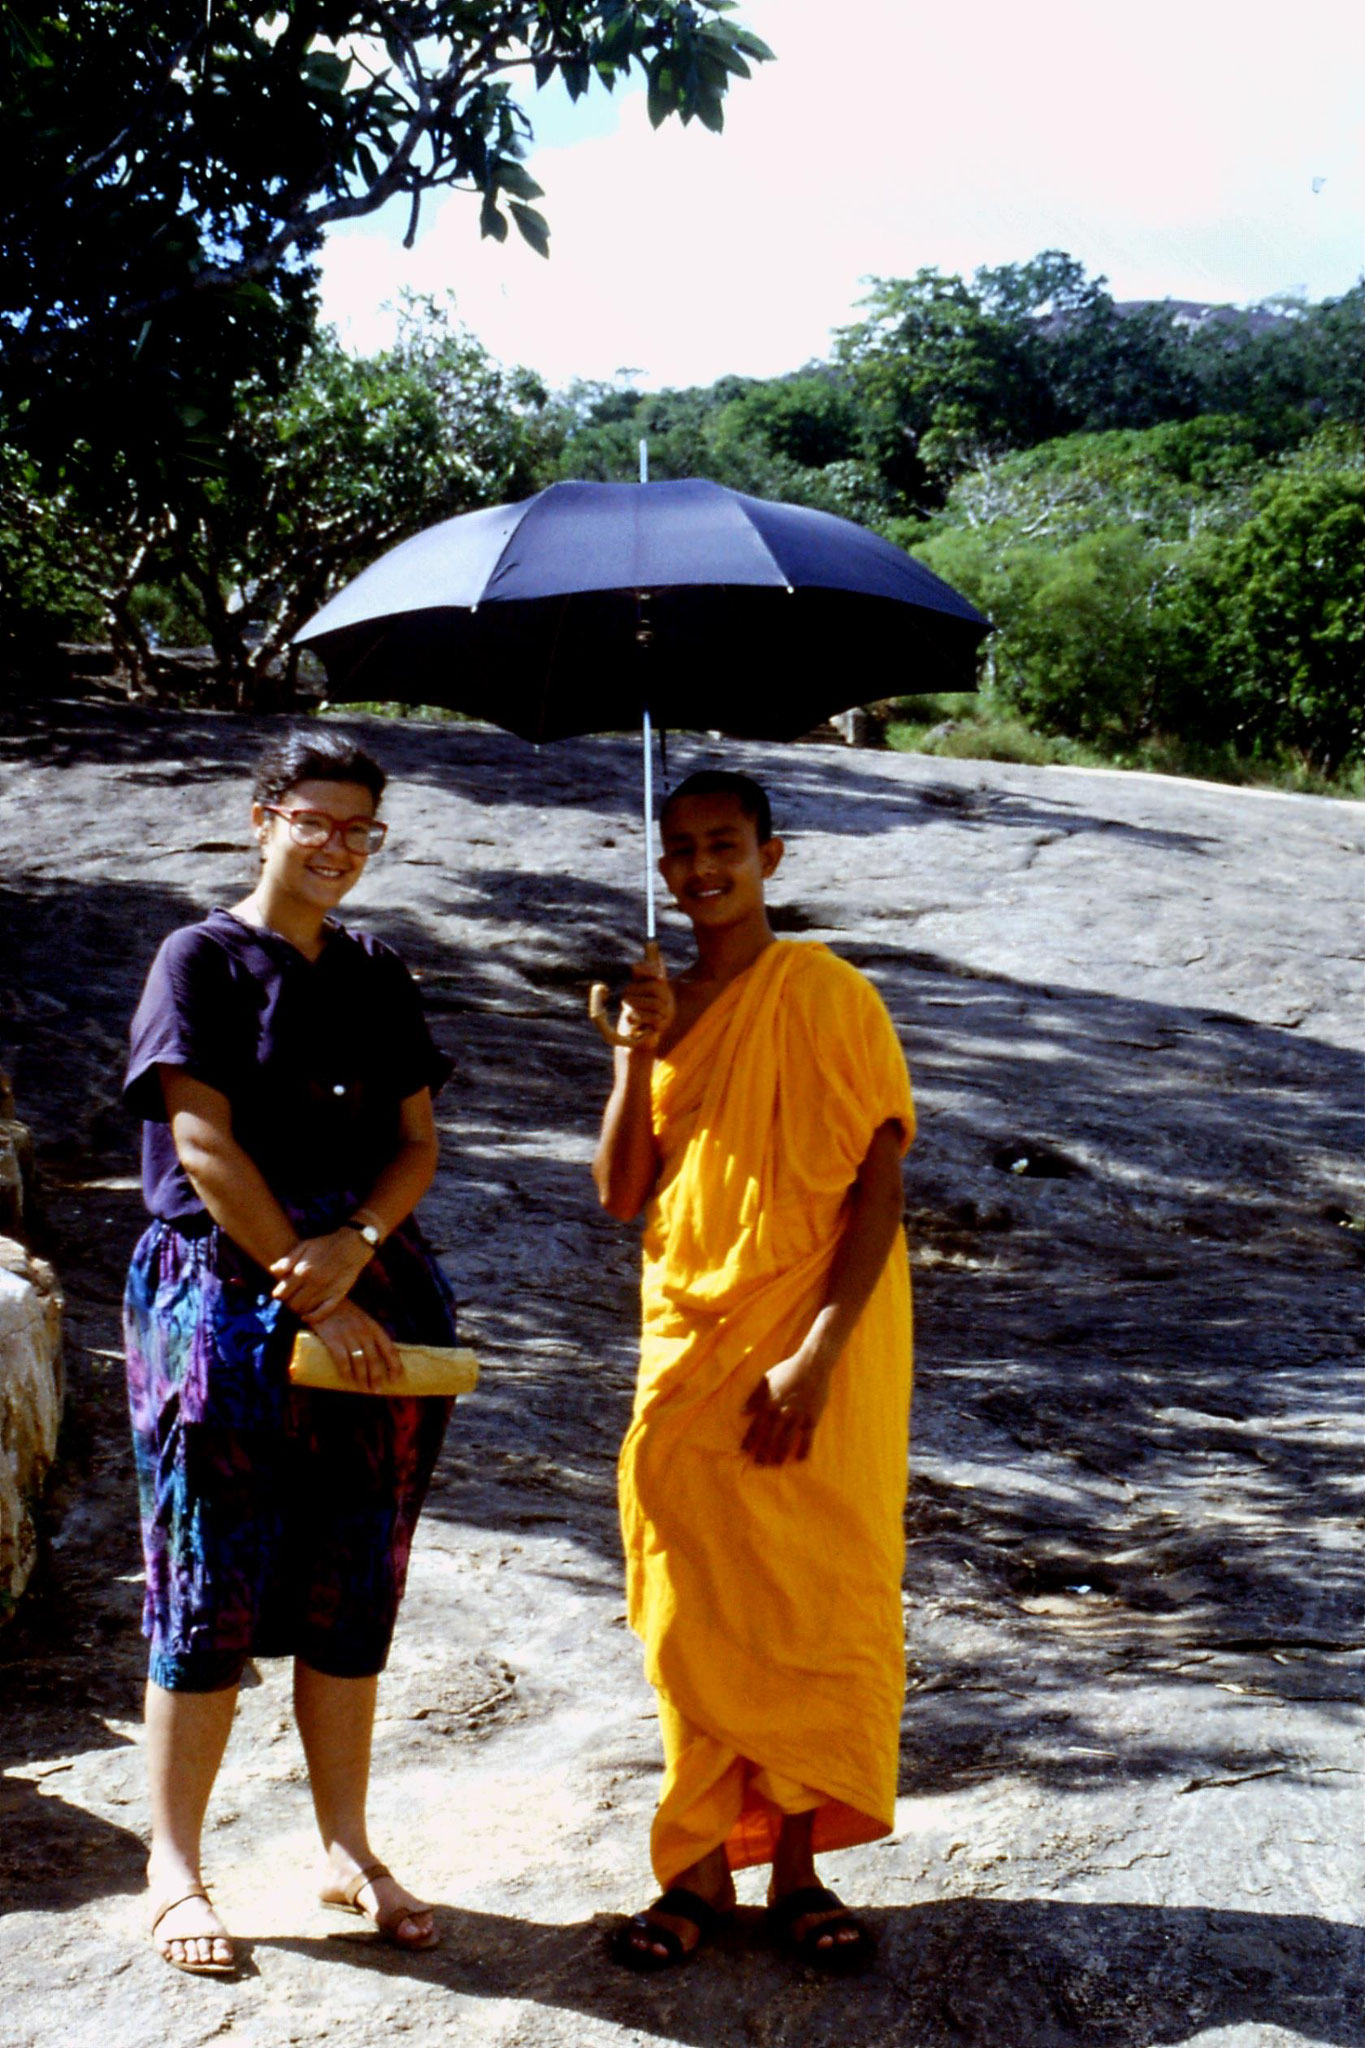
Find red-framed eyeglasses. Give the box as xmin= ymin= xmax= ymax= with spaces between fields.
xmin=262 ymin=806 xmax=388 ymax=855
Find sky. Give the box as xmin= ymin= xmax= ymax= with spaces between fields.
xmin=317 ymin=0 xmax=1365 ymax=390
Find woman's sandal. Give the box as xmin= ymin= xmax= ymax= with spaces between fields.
xmin=319 ymin=1860 xmax=440 ymax=1952
xmin=150 ymin=1885 xmax=237 ymax=1976
xmin=610 ymin=1885 xmax=728 ymax=1973
xmin=768 ymin=1884 xmax=876 ymax=1976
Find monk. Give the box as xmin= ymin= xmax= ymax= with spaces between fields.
xmin=592 ymin=769 xmax=915 ymax=1977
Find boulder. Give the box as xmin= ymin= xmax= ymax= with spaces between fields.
xmin=831 ymin=705 xmax=879 ymax=747
xmin=0 ymin=1235 xmax=64 ymax=1621
xmin=0 ymin=1067 xmax=42 ymax=1239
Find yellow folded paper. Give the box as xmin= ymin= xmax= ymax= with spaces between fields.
xmin=288 ymin=1331 xmax=480 ymax=1397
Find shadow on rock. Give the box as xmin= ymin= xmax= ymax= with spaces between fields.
xmin=255 ymin=1895 xmax=1365 ymax=2047
xmin=0 ymin=1774 xmax=145 ymax=1915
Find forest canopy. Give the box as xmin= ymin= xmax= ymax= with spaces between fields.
xmin=2 ymin=179 xmax=1361 ymax=779
xmin=0 ymin=0 xmax=770 ymax=637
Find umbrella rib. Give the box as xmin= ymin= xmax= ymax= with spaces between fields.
xmin=476 ymin=489 xmax=544 ymax=606
xmin=728 ymin=493 xmax=795 ymax=591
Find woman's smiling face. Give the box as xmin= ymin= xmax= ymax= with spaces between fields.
xmin=251 ymin=778 xmax=379 ymax=912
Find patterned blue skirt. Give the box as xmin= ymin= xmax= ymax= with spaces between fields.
xmin=123 ymin=1203 xmax=457 ymax=1691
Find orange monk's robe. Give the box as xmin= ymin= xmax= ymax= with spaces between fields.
xmin=618 ymin=939 xmax=915 ymax=1885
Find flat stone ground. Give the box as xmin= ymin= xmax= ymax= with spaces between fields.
xmin=0 ymin=699 xmax=1361 ymax=2048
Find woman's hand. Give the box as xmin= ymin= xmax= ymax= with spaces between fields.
xmin=619 ymin=952 xmax=675 ymax=1049
xmin=308 ymin=1301 xmax=402 ymax=1391
xmin=741 ymin=1347 xmax=836 ymax=1467
xmin=270 ymin=1229 xmax=373 ymax=1321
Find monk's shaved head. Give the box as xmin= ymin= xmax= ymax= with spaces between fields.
xmin=659 ymin=771 xmax=773 ymax=846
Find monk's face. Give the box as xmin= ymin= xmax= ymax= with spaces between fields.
xmin=658 ymin=794 xmax=783 ymax=931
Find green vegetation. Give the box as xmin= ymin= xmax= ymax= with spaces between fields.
xmin=881 ymin=693 xmax=1364 ymax=798
xmin=530 ymin=268 xmax=1362 ymax=784
xmin=0 ymin=0 xmax=769 ymax=689
xmin=2 ymin=167 xmax=1361 ymax=789
xmin=908 ymin=419 xmax=1364 ymax=779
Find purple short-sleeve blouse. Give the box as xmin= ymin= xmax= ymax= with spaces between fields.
xmin=125 ymin=909 xmax=452 ymax=1221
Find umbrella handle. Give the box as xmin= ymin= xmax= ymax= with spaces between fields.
xmin=588 ymin=941 xmax=662 ymax=1048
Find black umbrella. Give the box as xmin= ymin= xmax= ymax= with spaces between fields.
xmin=295 ymin=477 xmax=989 ymax=1038
xmin=296 ymin=477 xmax=987 ymax=741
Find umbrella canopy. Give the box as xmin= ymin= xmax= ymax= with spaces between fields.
xmin=295 ymin=478 xmax=989 ymax=741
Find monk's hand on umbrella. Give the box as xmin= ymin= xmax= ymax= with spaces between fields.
xmin=741 ymin=1351 xmax=833 ymax=1466
xmin=308 ymin=1301 xmax=401 ymax=1391
xmin=620 ymin=954 xmax=675 ymax=1049
xmin=270 ymin=1228 xmax=373 ymax=1321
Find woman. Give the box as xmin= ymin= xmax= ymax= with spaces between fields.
xmin=123 ymin=730 xmax=456 ymax=1973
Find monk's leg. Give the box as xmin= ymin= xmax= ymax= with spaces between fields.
xmin=769 ymin=1810 xmax=866 ymax=1956
xmin=617 ymin=1841 xmax=736 ymax=1965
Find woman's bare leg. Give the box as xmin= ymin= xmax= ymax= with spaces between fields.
xmin=293 ymin=1661 xmax=434 ymax=1946
xmin=144 ymin=1679 xmax=238 ymax=1966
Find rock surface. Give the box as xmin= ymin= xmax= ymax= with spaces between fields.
xmin=0 ymin=1234 xmax=63 ymax=1621
xmin=0 ymin=699 xmax=1361 ymax=2047
xmin=0 ymin=1064 xmax=42 ymax=1240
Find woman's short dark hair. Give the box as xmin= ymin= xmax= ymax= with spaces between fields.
xmin=252 ymin=729 xmax=387 ymax=808
xmin=659 ymin=770 xmax=773 ymax=845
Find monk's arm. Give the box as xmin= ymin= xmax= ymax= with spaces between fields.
xmin=804 ymin=1116 xmax=907 ymax=1369
xmin=742 ymin=1117 xmax=906 ymax=1465
xmin=592 ymin=1044 xmax=661 ymax=1219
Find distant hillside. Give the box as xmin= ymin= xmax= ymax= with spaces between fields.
xmin=1114 ymin=298 xmax=1293 ymax=336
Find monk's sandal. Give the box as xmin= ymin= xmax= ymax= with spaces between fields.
xmin=768 ymin=1885 xmax=876 ymax=1977
xmin=611 ymin=1886 xmax=727 ymax=1973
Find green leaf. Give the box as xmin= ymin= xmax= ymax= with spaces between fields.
xmin=303 ymin=51 xmax=351 ymax=91
xmin=496 ymin=160 xmax=545 ymax=201
xmin=647 ymin=63 xmax=675 ymax=127
xmin=479 ymin=193 xmax=508 ymax=243
xmin=510 ymin=202 xmax=550 ymax=258
xmin=597 ymin=12 xmax=637 ymax=64
xmin=694 ymin=50 xmax=735 ymax=89
xmin=724 ymin=27 xmax=777 ymax=61
xmin=5 ymin=7 xmax=52 ymax=67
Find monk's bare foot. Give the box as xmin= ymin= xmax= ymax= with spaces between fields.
xmin=613 ymin=1850 xmax=736 ymax=1972
xmin=768 ymin=1882 xmax=875 ymax=1974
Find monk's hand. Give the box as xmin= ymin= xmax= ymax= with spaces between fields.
xmin=308 ymin=1301 xmax=402 ymax=1391
xmin=270 ymin=1228 xmax=373 ymax=1321
xmin=619 ymin=952 xmax=675 ymax=1049
xmin=741 ymin=1350 xmax=835 ymax=1467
